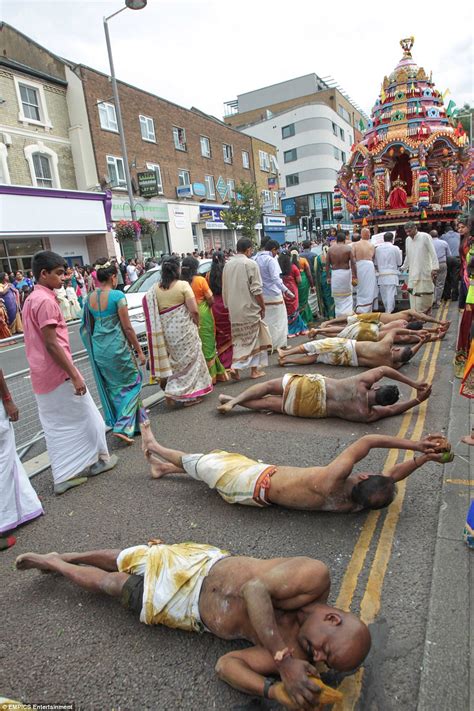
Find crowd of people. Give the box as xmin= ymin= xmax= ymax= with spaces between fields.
xmin=2 ymin=213 xmax=474 ymax=707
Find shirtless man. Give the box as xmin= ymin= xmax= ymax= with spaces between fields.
xmin=217 ymin=366 xmax=431 ymax=423
xmin=310 ymin=317 xmax=448 ymax=344
xmin=277 ymin=331 xmax=427 ymax=370
xmin=326 ymin=232 xmax=357 ymax=316
xmin=141 ymin=427 xmax=448 ymax=514
xmin=17 ymin=543 xmax=370 ymax=709
xmin=352 ymin=227 xmax=377 ymax=313
xmin=321 ymin=309 xmax=449 ymax=329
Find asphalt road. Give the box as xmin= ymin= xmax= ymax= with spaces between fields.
xmin=1 ymin=307 xmax=456 ymax=711
xmin=1 ymin=321 xmax=84 ymax=375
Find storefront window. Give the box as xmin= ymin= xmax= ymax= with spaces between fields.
xmin=0 ymin=238 xmax=45 ymax=272
xmin=120 ymin=223 xmax=169 ymax=261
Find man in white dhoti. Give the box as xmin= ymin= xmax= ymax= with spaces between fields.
xmin=374 ymin=232 xmax=403 ymax=313
xmin=0 ymin=369 xmax=43 ymax=550
xmin=353 ymin=228 xmax=378 ymax=313
xmin=223 ymin=239 xmax=272 ymax=380
xmin=326 ymin=232 xmax=357 ymax=316
xmin=254 ymin=240 xmax=292 ymax=349
xmin=22 ymin=251 xmax=118 ymax=495
xmin=402 ymin=222 xmax=439 ymax=313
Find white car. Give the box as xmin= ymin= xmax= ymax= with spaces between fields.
xmin=125 ymin=259 xmax=212 ymax=337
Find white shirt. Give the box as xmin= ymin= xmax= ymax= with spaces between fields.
xmin=127 ymin=264 xmax=138 ymax=283
xmin=374 ymin=243 xmax=403 ymax=285
xmin=402 ymin=232 xmax=439 ymax=291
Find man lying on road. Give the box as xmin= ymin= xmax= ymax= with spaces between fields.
xmin=16 ymin=543 xmax=370 ymax=710
xmin=217 ymin=366 xmax=431 ymax=423
xmin=320 ymin=309 xmax=449 ymax=329
xmin=277 ymin=332 xmax=427 ymax=370
xmin=141 ymin=425 xmax=448 ymax=513
xmin=310 ymin=313 xmax=448 ymax=343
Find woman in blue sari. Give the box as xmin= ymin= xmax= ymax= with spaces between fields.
xmin=80 ymin=259 xmax=148 ymax=444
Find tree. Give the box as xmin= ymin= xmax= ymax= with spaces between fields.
xmin=222 ymin=181 xmax=262 ymax=244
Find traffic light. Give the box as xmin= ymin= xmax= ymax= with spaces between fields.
xmin=309 ymin=218 xmax=314 ymax=233
xmin=315 ymin=217 xmax=321 ymax=229
xmin=301 ymin=216 xmax=308 ymax=230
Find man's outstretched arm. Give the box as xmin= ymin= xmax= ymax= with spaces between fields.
xmin=384 ymin=450 xmax=446 ymax=482
xmin=359 ymin=365 xmax=427 ymax=391
xmin=366 ymin=385 xmax=431 ymax=422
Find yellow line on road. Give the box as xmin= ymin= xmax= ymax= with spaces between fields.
xmin=445 ymin=478 xmax=472 ymax=486
xmin=337 ymin=304 xmax=448 ymax=709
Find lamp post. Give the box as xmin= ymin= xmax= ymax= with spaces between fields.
xmin=103 ymin=0 xmax=147 ymax=259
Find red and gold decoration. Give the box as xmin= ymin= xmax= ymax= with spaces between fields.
xmin=335 ymin=37 xmax=473 ymax=228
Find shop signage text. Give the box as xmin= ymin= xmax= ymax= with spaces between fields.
xmin=137 ymin=171 xmax=159 ymax=198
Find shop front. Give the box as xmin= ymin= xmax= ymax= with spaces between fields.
xmin=262 ymin=214 xmax=287 ymax=245
xmin=199 ymin=205 xmax=236 ymax=252
xmin=111 ymin=198 xmax=170 ymax=260
xmin=0 ymin=185 xmax=111 ymax=271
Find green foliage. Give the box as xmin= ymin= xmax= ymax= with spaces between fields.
xmin=222 ymin=181 xmax=262 ymax=244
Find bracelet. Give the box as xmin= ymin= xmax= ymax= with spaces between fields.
xmin=263 ymin=677 xmax=276 ymax=699
xmin=1 ymin=393 xmax=12 ymax=402
xmin=274 ymin=647 xmax=294 ymax=664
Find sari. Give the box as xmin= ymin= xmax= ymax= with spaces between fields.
xmin=282 ymin=268 xmax=308 ymax=336
xmin=81 ymin=289 xmax=148 ymax=437
xmin=192 ymin=276 xmax=228 ymax=383
xmin=454 ymin=245 xmax=474 ymax=378
xmin=460 ymin=340 xmax=474 ymax=398
xmin=143 ymin=285 xmax=213 ymax=402
xmin=211 ymin=295 xmax=233 ymax=369
xmin=315 ymin=253 xmax=335 ymax=319
xmin=296 ymin=257 xmax=313 ymax=324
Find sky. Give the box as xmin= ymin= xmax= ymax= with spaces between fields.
xmin=2 ymin=0 xmax=473 ymax=120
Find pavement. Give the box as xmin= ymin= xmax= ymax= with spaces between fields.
xmin=1 ymin=303 xmax=472 ymax=711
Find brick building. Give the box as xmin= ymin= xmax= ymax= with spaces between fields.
xmin=72 ymin=65 xmax=281 ymax=255
xmin=0 ymin=23 xmax=111 ymax=270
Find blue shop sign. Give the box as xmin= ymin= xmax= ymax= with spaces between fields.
xmin=199 ymin=205 xmax=227 ymax=224
xmin=193 ymin=182 xmax=206 ymax=197
xmin=281 ymin=198 xmax=296 ymax=216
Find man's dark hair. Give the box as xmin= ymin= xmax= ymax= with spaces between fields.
xmin=374 ymin=385 xmax=400 ymax=406
xmin=265 ymin=239 xmax=280 ymax=252
xmin=351 ymin=476 xmax=396 ymax=510
xmin=407 ymin=321 xmax=423 ymax=331
xmin=399 ymin=346 xmax=413 ymax=363
xmin=31 ymin=251 xmax=66 ymax=281
xmin=237 ymin=238 xmax=253 ymax=253
xmin=95 ymin=257 xmax=118 ymax=283
xmin=260 ymin=236 xmax=270 ymax=250
xmin=181 ymin=256 xmax=199 ymax=284
xmin=384 ymin=232 xmax=394 ymax=242
xmin=302 ymin=240 xmax=311 ymax=249
xmin=336 ymin=231 xmax=346 ymax=243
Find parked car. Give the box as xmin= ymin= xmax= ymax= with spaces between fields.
xmin=125 ymin=259 xmax=212 ymax=337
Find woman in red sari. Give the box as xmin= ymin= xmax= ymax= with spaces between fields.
xmin=209 ymin=253 xmax=233 ymax=369
xmin=278 ymin=252 xmax=308 ymax=337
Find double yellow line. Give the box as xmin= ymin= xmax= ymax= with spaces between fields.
xmin=335 ymin=304 xmax=449 ymax=709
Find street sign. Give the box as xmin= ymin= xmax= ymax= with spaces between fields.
xmin=137 ymin=171 xmax=159 ymax=198
xmin=216 ymin=176 xmax=228 ymax=200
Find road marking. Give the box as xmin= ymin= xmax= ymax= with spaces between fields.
xmin=335 ymin=304 xmax=448 ymax=709
xmin=445 ymin=478 xmax=472 ymax=486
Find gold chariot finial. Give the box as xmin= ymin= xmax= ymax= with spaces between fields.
xmin=400 ymin=37 xmax=415 ymax=57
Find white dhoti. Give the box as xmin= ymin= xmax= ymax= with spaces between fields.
xmin=35 ymin=380 xmax=110 ymax=485
xmin=407 ymin=278 xmax=434 ymax=313
xmin=264 ymin=299 xmax=288 ymax=349
xmin=303 ymin=337 xmax=358 ymax=367
xmin=331 ymin=270 xmax=353 ymax=317
xmin=377 ymin=272 xmax=399 ymax=314
xmin=0 ymin=402 xmax=43 ymax=534
xmin=356 ymin=260 xmax=378 ymax=313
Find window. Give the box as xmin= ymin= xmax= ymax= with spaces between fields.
xmin=338 ymin=105 xmax=350 ymax=122
xmin=282 ymin=123 xmax=295 ymax=139
xmin=332 ymin=122 xmax=338 ymax=136
xmin=205 ymin=175 xmax=216 ymax=199
xmin=20 ymin=85 xmax=40 ymax=121
xmin=242 ymin=150 xmax=250 ymax=169
xmin=339 ymin=127 xmax=345 ymax=141
xmin=341 ymin=151 xmax=346 ymax=163
xmin=106 ymin=155 xmax=126 ymax=187
xmin=270 ymin=155 xmax=279 ymax=173
xmin=223 ymin=143 xmax=233 ymax=164
xmin=261 ymin=189 xmax=271 ymax=203
xmin=14 ymin=77 xmax=52 ymax=128
xmin=32 ymin=154 xmax=53 ymax=188
xmin=99 ymin=102 xmax=118 ymax=132
xmin=178 ymin=169 xmax=190 ymax=186
xmin=284 ymin=148 xmax=297 ymax=163
xmin=333 ymin=147 xmax=341 ymax=160
xmin=200 ymin=136 xmax=211 ymax=158
xmin=173 ymin=126 xmax=187 ymax=151
xmin=286 ymin=173 xmax=299 ymax=187
xmin=139 ymin=115 xmax=156 ymax=142
xmin=227 ymin=179 xmax=235 ymax=199
xmin=145 ymin=162 xmax=163 ymax=194
xmin=272 ymin=191 xmax=280 ymax=210
xmin=259 ymin=150 xmax=270 ymax=172
xmin=0 ymin=144 xmax=11 ymax=185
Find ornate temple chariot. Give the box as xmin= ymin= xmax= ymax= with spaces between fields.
xmin=334 ymin=37 xmax=473 ymax=229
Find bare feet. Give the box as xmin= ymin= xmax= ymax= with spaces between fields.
xmin=113 ymin=432 xmax=134 ymax=445
xmin=217 ymin=395 xmax=235 ymax=413
xmin=250 ymin=370 xmax=266 ymax=379
xmin=145 ymin=451 xmax=177 ymax=479
xmin=461 ymin=429 xmax=474 ymax=446
xmin=230 ymin=369 xmax=240 ymax=381
xmin=218 ymin=394 xmax=233 ymax=403
xmin=277 ymin=348 xmax=286 ymax=359
xmin=16 ymin=551 xmax=60 ymax=572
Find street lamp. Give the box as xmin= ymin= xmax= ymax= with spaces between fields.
xmin=103 ymin=0 xmax=147 ymax=258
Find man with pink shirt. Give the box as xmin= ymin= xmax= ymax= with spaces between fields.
xmin=22 ymin=251 xmax=117 ymax=494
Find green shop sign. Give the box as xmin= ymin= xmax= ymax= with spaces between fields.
xmin=112 ymin=199 xmax=169 ymax=222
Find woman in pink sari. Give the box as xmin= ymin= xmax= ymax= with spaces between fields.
xmin=209 ymin=253 xmax=233 ymax=369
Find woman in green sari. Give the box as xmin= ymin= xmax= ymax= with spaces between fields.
xmin=315 ymin=247 xmax=335 ymax=319
xmin=290 ymin=250 xmax=314 ymax=324
xmin=181 ymin=257 xmax=229 ymax=383
xmin=80 ymin=259 xmax=148 ymax=445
